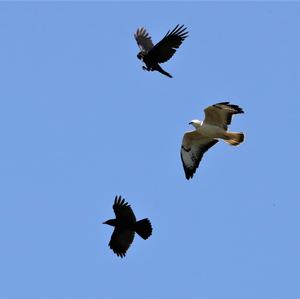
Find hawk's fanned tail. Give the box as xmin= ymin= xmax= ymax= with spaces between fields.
xmin=224 ymin=132 xmax=244 ymax=146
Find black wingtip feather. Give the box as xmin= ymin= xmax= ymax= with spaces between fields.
xmin=114 ymin=195 xmax=130 ymax=208
xmin=214 ymin=102 xmax=244 ymax=114
xmin=166 ymin=24 xmax=189 ymax=40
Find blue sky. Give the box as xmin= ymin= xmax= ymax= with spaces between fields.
xmin=0 ymin=2 xmax=299 ymax=299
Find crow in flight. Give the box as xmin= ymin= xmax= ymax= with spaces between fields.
xmin=134 ymin=24 xmax=188 ymax=78
xmin=103 ymin=196 xmax=152 ymax=258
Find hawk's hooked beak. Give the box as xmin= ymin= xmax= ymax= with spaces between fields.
xmin=189 ymin=122 xmax=192 ymax=125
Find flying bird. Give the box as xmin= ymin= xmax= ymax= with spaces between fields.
xmin=103 ymin=196 xmax=152 ymax=258
xmin=181 ymin=102 xmax=245 ymax=180
xmin=134 ymin=24 xmax=188 ymax=78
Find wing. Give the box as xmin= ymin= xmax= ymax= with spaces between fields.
xmin=113 ymin=196 xmax=136 ymax=223
xmin=204 ymin=102 xmax=244 ymax=130
xmin=181 ymin=131 xmax=218 ymax=180
xmin=134 ymin=27 xmax=154 ymax=53
xmin=148 ymin=24 xmax=188 ymax=64
xmin=109 ymin=227 xmax=135 ymax=258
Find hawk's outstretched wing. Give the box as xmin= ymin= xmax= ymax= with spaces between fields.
xmin=204 ymin=102 xmax=244 ymax=130
xmin=181 ymin=131 xmax=218 ymax=180
xmin=148 ymin=24 xmax=188 ymax=64
xmin=134 ymin=27 xmax=154 ymax=53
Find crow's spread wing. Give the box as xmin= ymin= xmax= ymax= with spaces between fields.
xmin=148 ymin=24 xmax=188 ymax=64
xmin=109 ymin=227 xmax=135 ymax=258
xmin=113 ymin=196 xmax=136 ymax=223
xmin=134 ymin=27 xmax=154 ymax=53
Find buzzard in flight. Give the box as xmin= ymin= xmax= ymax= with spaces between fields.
xmin=103 ymin=196 xmax=152 ymax=258
xmin=134 ymin=24 xmax=188 ymax=78
xmin=181 ymin=102 xmax=245 ymax=180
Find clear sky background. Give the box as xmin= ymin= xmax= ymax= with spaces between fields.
xmin=0 ymin=2 xmax=299 ymax=299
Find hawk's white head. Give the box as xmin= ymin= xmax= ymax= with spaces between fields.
xmin=189 ymin=119 xmax=202 ymax=128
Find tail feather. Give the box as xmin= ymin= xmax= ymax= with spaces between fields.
xmin=160 ymin=69 xmax=172 ymax=78
xmin=156 ymin=65 xmax=173 ymax=78
xmin=135 ymin=218 xmax=152 ymax=240
xmin=224 ymin=132 xmax=244 ymax=146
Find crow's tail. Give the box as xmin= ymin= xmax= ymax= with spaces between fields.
xmin=135 ymin=218 xmax=152 ymax=240
xmin=156 ymin=65 xmax=173 ymax=78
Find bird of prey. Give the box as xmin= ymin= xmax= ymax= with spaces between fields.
xmin=103 ymin=196 xmax=152 ymax=258
xmin=134 ymin=24 xmax=188 ymax=78
xmin=181 ymin=102 xmax=245 ymax=180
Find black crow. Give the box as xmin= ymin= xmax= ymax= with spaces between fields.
xmin=134 ymin=24 xmax=188 ymax=78
xmin=103 ymin=196 xmax=152 ymax=258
